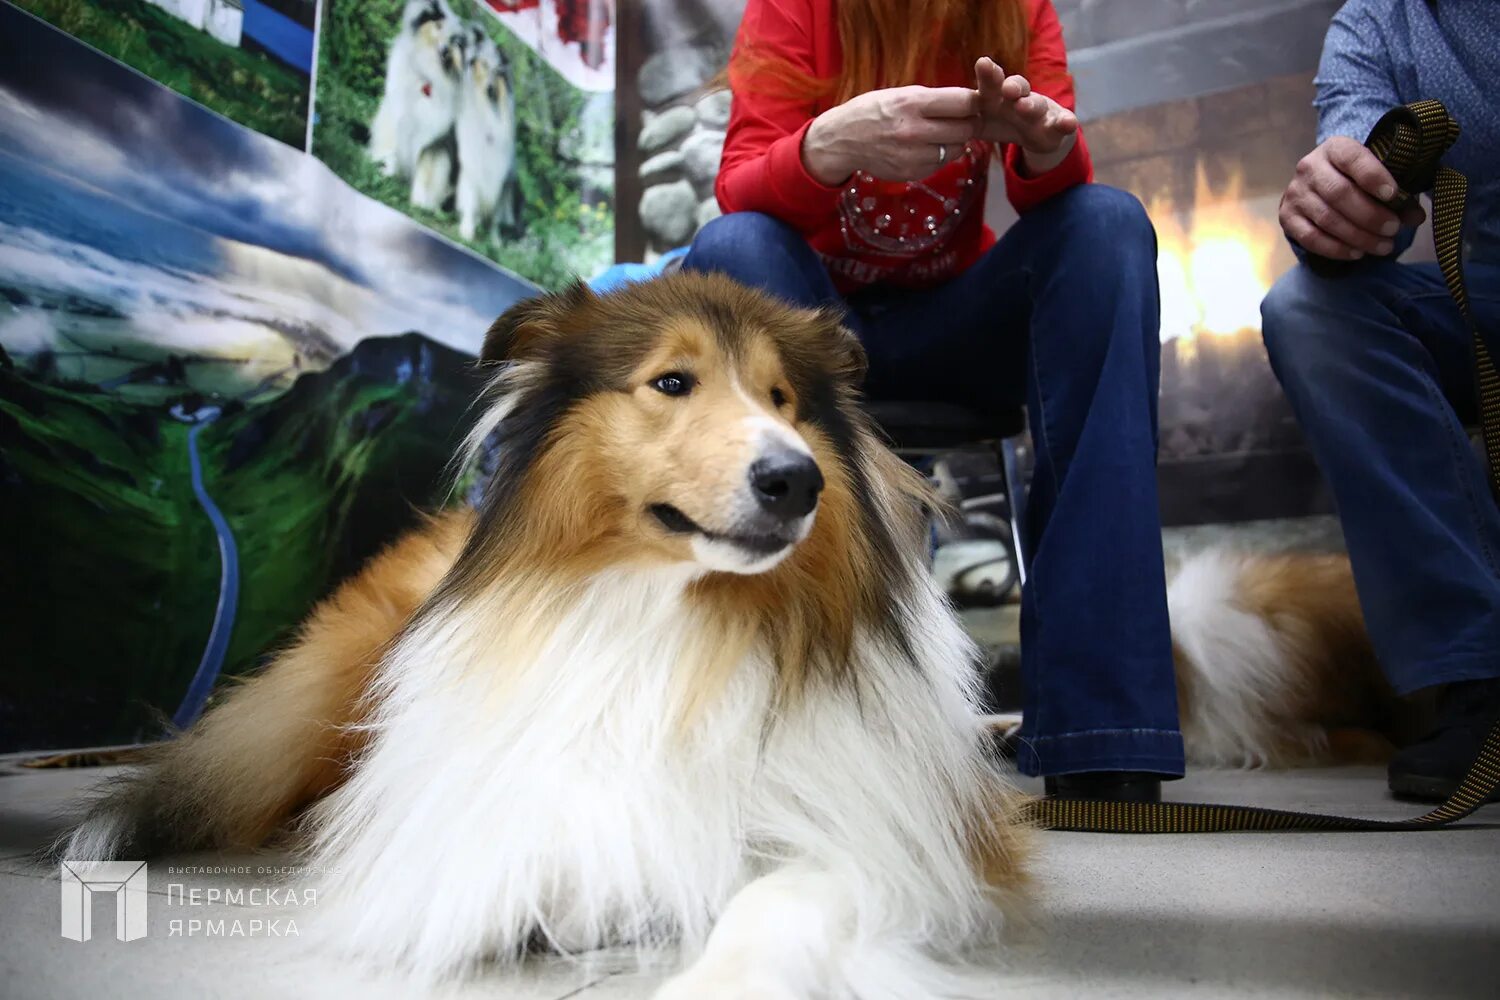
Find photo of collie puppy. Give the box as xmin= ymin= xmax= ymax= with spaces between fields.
xmin=369 ymin=0 xmax=467 ymax=195
xmin=456 ymin=25 xmax=518 ymax=240
xmin=60 ymin=273 xmax=1030 ymax=997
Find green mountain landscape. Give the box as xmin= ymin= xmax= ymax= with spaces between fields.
xmin=15 ymin=0 xmax=311 ymax=148
xmin=0 ymin=335 xmax=487 ymax=752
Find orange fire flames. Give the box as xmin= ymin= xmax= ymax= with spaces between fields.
xmin=1149 ymin=166 xmax=1291 ymax=355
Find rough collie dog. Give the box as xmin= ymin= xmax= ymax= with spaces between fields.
xmin=455 ymin=27 xmax=517 ymax=240
xmin=61 ymin=274 xmax=1029 ymax=997
xmin=369 ymin=0 xmax=466 ymax=193
xmin=1170 ymin=549 xmax=1427 ymax=768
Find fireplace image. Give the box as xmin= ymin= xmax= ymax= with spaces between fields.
xmin=1000 ymin=9 xmax=1372 ymax=527
xmin=1147 ymin=161 xmax=1323 ymax=525
xmin=1154 ymin=166 xmax=1284 ymax=355
xmin=1049 ymin=0 xmax=1383 ymax=526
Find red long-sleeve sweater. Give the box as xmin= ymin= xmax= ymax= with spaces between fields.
xmin=716 ymin=0 xmax=1092 ymax=292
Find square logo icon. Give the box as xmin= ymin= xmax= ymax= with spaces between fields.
xmin=60 ymin=860 xmax=148 ymax=942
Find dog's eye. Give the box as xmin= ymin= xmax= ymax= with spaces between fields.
xmin=652 ymin=373 xmax=693 ymax=397
xmin=770 ymin=387 xmax=788 ymax=408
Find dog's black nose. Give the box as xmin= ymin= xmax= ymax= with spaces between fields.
xmin=749 ymin=450 xmax=823 ymax=520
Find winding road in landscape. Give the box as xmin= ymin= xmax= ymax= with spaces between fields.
xmin=171 ymin=409 xmax=240 ymax=729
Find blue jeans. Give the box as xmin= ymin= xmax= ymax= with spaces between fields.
xmin=1261 ymin=261 xmax=1500 ymax=693
xmin=683 ymin=184 xmax=1184 ymax=778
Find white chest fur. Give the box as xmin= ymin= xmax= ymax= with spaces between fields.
xmin=306 ymin=564 xmax=995 ymax=984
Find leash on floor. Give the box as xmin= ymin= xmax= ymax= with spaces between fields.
xmin=1026 ymin=100 xmax=1500 ymax=833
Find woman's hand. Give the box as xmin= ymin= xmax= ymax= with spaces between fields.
xmin=801 ymin=86 xmax=981 ymax=185
xmin=972 ymin=57 xmax=1078 ymax=175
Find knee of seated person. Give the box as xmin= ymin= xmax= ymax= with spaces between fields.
xmin=1260 ymin=264 xmax=1353 ymax=371
xmin=1051 ymin=184 xmax=1154 ymax=251
xmin=686 ymin=212 xmax=800 ymax=273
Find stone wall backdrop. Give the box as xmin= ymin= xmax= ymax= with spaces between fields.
xmin=616 ymin=0 xmax=743 ymax=262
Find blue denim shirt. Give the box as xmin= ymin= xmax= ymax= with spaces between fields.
xmin=1314 ymin=0 xmax=1500 ymax=262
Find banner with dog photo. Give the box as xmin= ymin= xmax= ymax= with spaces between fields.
xmin=0 ymin=4 xmax=539 ymax=752
xmin=312 ymin=0 xmax=616 ymax=290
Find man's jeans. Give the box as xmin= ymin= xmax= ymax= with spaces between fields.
xmin=1261 ymin=260 xmax=1500 ymax=693
xmin=683 ymin=184 xmax=1185 ymax=778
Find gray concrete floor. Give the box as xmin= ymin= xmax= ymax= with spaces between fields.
xmin=3 ymin=760 xmax=1497 ymax=999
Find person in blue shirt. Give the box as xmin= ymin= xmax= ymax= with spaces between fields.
xmin=1260 ymin=0 xmax=1499 ymax=801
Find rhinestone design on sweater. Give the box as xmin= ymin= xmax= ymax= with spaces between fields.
xmin=836 ymin=141 xmax=988 ymax=257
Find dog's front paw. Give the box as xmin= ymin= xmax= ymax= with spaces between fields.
xmin=653 ymin=967 xmax=802 ymax=1000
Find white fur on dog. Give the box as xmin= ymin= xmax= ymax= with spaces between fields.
xmin=304 ymin=524 xmax=1004 ymax=996
xmin=1169 ymin=549 xmax=1329 ymax=767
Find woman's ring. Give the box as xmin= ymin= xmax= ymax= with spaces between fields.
xmin=937 ymin=143 xmax=948 ymax=165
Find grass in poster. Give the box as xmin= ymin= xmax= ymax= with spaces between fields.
xmin=0 ymin=337 xmax=483 ymax=751
xmin=15 ymin=0 xmax=310 ymax=148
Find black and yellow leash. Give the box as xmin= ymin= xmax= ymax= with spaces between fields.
xmin=1363 ymin=100 xmax=1500 ymax=504
xmin=1027 ymin=100 xmax=1500 ymax=833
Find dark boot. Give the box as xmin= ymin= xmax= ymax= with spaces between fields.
xmin=1043 ymin=771 xmax=1162 ymax=803
xmin=1388 ymin=677 xmax=1500 ymax=802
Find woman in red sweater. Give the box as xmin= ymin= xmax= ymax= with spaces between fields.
xmin=684 ymin=0 xmax=1182 ymax=801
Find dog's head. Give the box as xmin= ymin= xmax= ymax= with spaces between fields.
xmin=466 ymin=28 xmax=511 ymax=106
xmin=466 ymin=274 xmax=872 ymax=576
xmin=439 ymin=21 xmax=468 ymax=79
xmin=406 ymin=0 xmax=466 ymax=79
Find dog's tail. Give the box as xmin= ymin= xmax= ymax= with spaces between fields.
xmin=1168 ymin=548 xmax=1398 ymax=768
xmin=55 ymin=645 xmax=365 ymax=861
xmin=54 ymin=513 xmax=469 ymax=862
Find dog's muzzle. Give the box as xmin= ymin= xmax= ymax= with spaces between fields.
xmin=649 ymin=448 xmax=822 ymax=562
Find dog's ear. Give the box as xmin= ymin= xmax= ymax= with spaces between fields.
xmin=810 ymin=304 xmax=868 ymax=387
xmin=480 ymin=282 xmax=594 ymax=365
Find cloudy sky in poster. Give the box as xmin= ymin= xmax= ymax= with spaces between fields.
xmin=0 ymin=6 xmax=535 ymax=383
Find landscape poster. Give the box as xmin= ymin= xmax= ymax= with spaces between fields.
xmin=0 ymin=4 xmax=537 ymax=752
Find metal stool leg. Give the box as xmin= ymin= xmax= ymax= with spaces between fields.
xmin=999 ymin=436 xmax=1029 ymax=587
